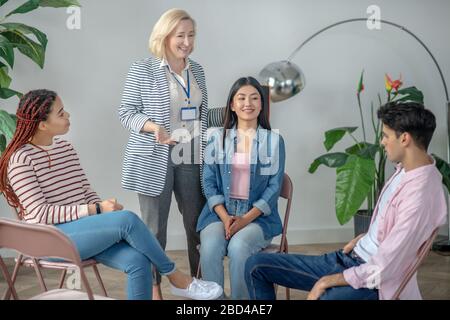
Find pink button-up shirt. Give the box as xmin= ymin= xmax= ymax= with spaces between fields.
xmin=343 ymin=160 xmax=447 ymax=300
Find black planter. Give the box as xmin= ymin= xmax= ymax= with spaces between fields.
xmin=354 ymin=210 xmax=372 ymax=237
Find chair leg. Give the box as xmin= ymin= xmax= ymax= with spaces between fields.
xmin=196 ymin=263 xmax=201 ymax=279
xmin=0 ymin=257 xmax=18 ymax=300
xmin=2 ymin=254 xmax=23 ymax=300
xmin=32 ymin=258 xmax=47 ymax=292
xmin=92 ymin=264 xmax=108 ymax=297
xmin=58 ymin=269 xmax=67 ymax=289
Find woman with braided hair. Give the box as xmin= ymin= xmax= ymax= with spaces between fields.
xmin=0 ymin=89 xmax=222 ymax=300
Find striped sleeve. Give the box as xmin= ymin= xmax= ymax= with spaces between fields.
xmin=118 ymin=61 xmax=152 ymax=133
xmin=71 ymin=150 xmax=101 ymax=204
xmin=207 ymin=107 xmax=225 ymax=128
xmin=7 ymin=160 xmax=90 ymax=225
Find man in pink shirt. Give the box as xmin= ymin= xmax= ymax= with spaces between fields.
xmin=245 ymin=101 xmax=447 ymax=300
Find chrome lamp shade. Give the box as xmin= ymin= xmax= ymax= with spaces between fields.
xmin=259 ymin=60 xmax=305 ymax=102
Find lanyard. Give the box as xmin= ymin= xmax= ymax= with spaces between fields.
xmin=168 ymin=67 xmax=190 ymax=104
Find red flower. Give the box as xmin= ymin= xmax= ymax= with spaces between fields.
xmin=385 ymin=74 xmax=403 ymax=93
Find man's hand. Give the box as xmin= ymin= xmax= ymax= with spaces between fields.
xmin=307 ymin=278 xmax=327 ymax=300
xmin=342 ymin=233 xmax=366 ymax=254
xmin=155 ymin=125 xmax=176 ymax=145
xmin=100 ymin=198 xmax=124 ymax=213
xmin=306 ymin=273 xmax=348 ymax=300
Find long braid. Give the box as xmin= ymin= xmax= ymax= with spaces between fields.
xmin=0 ymin=89 xmax=56 ymax=219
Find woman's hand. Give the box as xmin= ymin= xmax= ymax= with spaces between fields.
xmin=100 ymin=198 xmax=124 ymax=213
xmin=228 ymin=216 xmax=250 ymax=238
xmin=154 ymin=125 xmax=176 ymax=145
xmin=222 ymin=215 xmax=236 ymax=240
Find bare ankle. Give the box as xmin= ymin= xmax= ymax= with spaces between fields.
xmin=152 ymin=284 xmax=163 ymax=300
xmin=168 ymin=270 xmax=192 ymax=289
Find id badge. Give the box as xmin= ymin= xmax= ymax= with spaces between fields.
xmin=181 ymin=107 xmax=197 ymax=121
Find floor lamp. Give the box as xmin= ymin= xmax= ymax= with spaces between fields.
xmin=259 ymin=18 xmax=450 ymax=251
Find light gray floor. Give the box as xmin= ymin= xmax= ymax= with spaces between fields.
xmin=1 ymin=243 xmax=449 ymax=300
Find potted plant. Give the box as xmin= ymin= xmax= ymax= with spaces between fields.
xmin=0 ymin=0 xmax=80 ymax=153
xmin=308 ymin=71 xmax=450 ymax=235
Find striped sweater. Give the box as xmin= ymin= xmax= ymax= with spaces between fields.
xmin=7 ymin=138 xmax=101 ymax=225
xmin=118 ymin=56 xmax=208 ymax=197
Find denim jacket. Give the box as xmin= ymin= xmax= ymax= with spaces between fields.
xmin=196 ymin=126 xmax=285 ymax=240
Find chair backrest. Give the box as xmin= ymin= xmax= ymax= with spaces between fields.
xmin=0 ymin=218 xmax=94 ymax=299
xmin=278 ymin=173 xmax=293 ymax=253
xmin=391 ymin=227 xmax=440 ymax=300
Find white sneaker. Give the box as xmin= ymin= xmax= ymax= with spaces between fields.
xmin=170 ymin=278 xmax=223 ymax=300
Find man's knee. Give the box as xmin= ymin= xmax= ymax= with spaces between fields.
xmin=244 ymin=253 xmax=268 ymax=278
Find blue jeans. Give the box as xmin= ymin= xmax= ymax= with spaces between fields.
xmin=200 ymin=199 xmax=272 ymax=300
xmin=245 ymin=250 xmax=379 ymax=300
xmin=55 ymin=210 xmax=176 ymax=300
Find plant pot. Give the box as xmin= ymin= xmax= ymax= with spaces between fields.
xmin=354 ymin=210 xmax=372 ymax=237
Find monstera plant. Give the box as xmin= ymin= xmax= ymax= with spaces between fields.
xmin=0 ymin=0 xmax=80 ymax=152
xmin=309 ymin=71 xmax=450 ymax=226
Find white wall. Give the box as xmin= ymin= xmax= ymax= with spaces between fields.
xmin=1 ymin=0 xmax=449 ymax=255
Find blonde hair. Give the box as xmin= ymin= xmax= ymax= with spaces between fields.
xmin=149 ymin=8 xmax=196 ymax=59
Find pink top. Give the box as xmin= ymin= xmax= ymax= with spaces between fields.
xmin=7 ymin=138 xmax=101 ymax=225
xmin=230 ymin=152 xmax=250 ymax=200
xmin=343 ymin=160 xmax=447 ymax=300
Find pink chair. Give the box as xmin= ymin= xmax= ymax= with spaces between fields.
xmin=196 ymin=173 xmax=294 ymax=300
xmin=3 ymin=207 xmax=107 ymax=299
xmin=391 ymin=227 xmax=440 ymax=300
xmin=0 ymin=218 xmax=111 ymax=300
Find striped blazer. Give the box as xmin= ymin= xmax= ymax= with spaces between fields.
xmin=118 ymin=56 xmax=208 ymax=197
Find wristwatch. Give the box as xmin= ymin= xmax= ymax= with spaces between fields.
xmin=95 ymin=202 xmax=101 ymax=214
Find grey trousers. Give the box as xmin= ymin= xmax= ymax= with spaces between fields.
xmin=138 ymin=152 xmax=205 ymax=284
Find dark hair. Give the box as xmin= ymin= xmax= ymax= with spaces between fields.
xmin=0 ymin=89 xmax=57 ymax=218
xmin=222 ymin=76 xmax=271 ymax=146
xmin=377 ymin=101 xmax=436 ymax=150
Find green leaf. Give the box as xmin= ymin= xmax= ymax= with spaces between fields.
xmin=0 ymin=109 xmax=17 ymax=140
xmin=0 ymin=65 xmax=12 ymax=87
xmin=335 ymin=155 xmax=376 ymax=225
xmin=1 ymin=23 xmax=48 ymax=50
xmin=0 ymin=87 xmax=21 ymax=99
xmin=2 ymin=30 xmax=45 ymax=68
xmin=432 ymin=153 xmax=450 ymax=194
xmin=0 ymin=35 xmax=15 ymax=68
xmin=39 ymin=0 xmax=80 ymax=7
xmin=345 ymin=142 xmax=380 ymax=160
xmin=323 ymin=127 xmax=358 ymax=151
xmin=5 ymin=0 xmax=40 ymax=17
xmin=308 ymin=152 xmax=348 ymax=173
xmin=0 ymin=134 xmax=6 ymax=153
xmin=393 ymin=86 xmax=424 ymax=104
xmin=0 ymin=0 xmax=9 ymax=8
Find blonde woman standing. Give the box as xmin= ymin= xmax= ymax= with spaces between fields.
xmin=118 ymin=9 xmax=208 ymax=299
